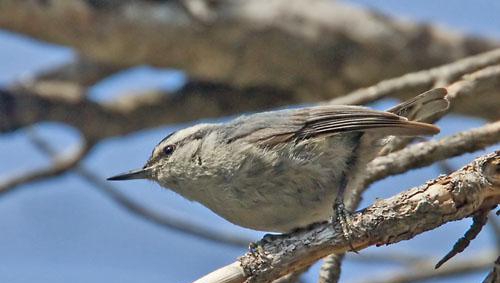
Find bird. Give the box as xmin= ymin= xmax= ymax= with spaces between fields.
xmin=108 ymin=88 xmax=449 ymax=233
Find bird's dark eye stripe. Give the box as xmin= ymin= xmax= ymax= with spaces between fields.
xmin=163 ymin=144 xmax=175 ymax=156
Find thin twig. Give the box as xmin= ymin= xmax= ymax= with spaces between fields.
xmin=435 ymin=209 xmax=491 ymax=269
xmin=0 ymin=136 xmax=92 ymax=196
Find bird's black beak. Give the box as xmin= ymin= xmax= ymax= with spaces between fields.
xmin=107 ymin=168 xmax=149 ymax=181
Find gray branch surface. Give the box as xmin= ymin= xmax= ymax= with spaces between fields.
xmin=0 ymin=0 xmax=497 ymax=100
xmin=0 ymin=81 xmax=293 ymax=140
xmin=195 ymin=152 xmax=500 ymax=283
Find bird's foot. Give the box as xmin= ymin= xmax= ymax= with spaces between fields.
xmin=331 ymin=200 xmax=358 ymax=253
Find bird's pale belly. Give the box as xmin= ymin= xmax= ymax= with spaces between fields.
xmin=197 ymin=149 xmax=350 ymax=232
xmin=214 ymin=183 xmax=337 ymax=232
xmin=169 ymin=135 xmax=356 ymax=232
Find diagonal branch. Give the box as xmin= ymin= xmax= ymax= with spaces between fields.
xmin=328 ymin=49 xmax=500 ymax=106
xmin=194 ymin=151 xmax=500 ymax=283
xmin=0 ymin=137 xmax=92 ymax=196
xmin=364 ymin=121 xmax=500 ymax=188
xmin=357 ymin=251 xmax=495 ymax=283
xmin=435 ymin=209 xmax=491 ymax=269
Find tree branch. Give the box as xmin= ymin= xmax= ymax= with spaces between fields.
xmin=0 ymin=81 xmax=294 ymax=139
xmin=0 ymin=138 xmax=92 ymax=196
xmin=2 ymin=49 xmax=500 ymax=143
xmin=32 ymin=56 xmax=124 ymax=88
xmin=364 ymin=121 xmax=500 ymax=188
xmin=194 ymin=151 xmax=500 ymax=283
xmin=357 ymin=251 xmax=495 ymax=283
xmin=329 ymin=55 xmax=500 ymax=122
xmin=0 ymin=0 xmax=496 ymax=100
xmin=328 ymin=49 xmax=500 ymax=106
xmin=320 ymin=66 xmax=500 ymax=282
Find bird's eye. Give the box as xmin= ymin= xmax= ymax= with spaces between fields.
xmin=163 ymin=145 xmax=175 ymax=156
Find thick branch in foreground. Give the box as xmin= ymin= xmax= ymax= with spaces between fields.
xmin=195 ymin=152 xmax=500 ymax=283
xmin=322 ymin=120 xmax=500 ymax=282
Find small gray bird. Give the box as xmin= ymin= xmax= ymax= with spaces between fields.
xmin=108 ymin=89 xmax=449 ymax=233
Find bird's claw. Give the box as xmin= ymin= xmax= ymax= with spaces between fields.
xmin=331 ymin=200 xmax=358 ymax=253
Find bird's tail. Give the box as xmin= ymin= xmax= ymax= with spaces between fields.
xmin=387 ymin=88 xmax=449 ymax=122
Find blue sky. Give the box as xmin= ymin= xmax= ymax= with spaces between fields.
xmin=0 ymin=2 xmax=499 ymax=283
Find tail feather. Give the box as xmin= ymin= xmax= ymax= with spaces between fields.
xmin=387 ymin=88 xmax=449 ymax=122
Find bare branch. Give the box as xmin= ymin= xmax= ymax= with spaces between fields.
xmin=0 ymin=0 xmax=496 ymax=100
xmin=0 ymin=81 xmax=293 ymax=139
xmin=364 ymin=121 xmax=500 ymax=188
xmin=271 ymin=266 xmax=309 ymax=283
xmin=3 ymin=49 xmax=500 ymax=145
xmin=446 ymin=64 xmax=500 ymax=120
xmin=195 ymin=151 xmax=500 ymax=283
xmin=0 ymin=137 xmax=92 ymax=196
xmin=328 ymin=49 xmax=500 ymax=106
xmin=357 ymin=251 xmax=495 ymax=283
xmin=435 ymin=209 xmax=490 ymax=269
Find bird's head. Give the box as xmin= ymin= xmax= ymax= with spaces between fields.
xmin=107 ymin=124 xmax=216 ymax=188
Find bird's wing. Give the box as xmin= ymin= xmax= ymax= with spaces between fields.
xmin=226 ymin=105 xmax=439 ymax=147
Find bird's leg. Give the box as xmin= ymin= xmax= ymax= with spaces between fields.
xmin=330 ymin=175 xmax=357 ymax=252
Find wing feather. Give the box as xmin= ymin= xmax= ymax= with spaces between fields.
xmin=226 ymin=105 xmax=439 ymax=147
